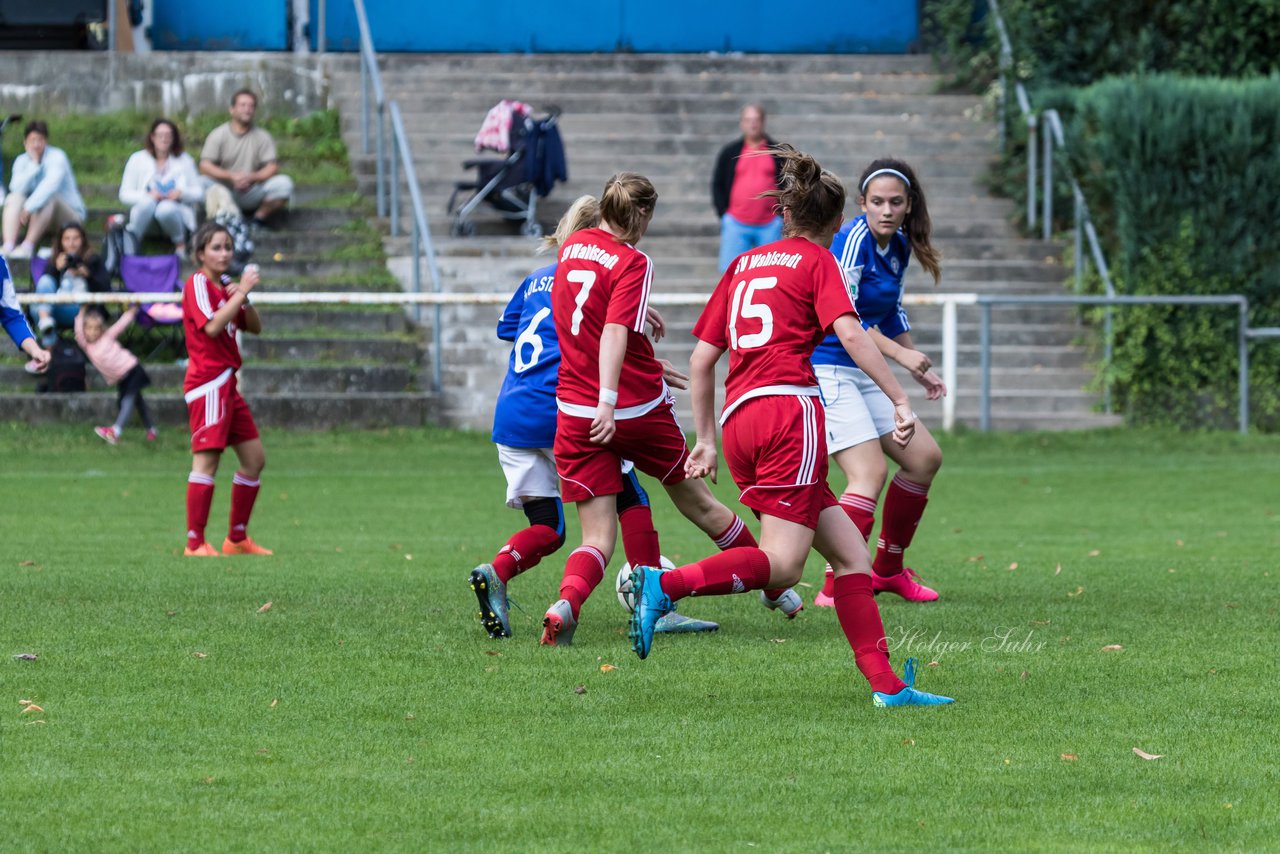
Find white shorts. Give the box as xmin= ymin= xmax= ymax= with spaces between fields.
xmin=815 ymin=364 xmax=895 ymax=453
xmin=497 ymin=445 xmax=559 ymax=509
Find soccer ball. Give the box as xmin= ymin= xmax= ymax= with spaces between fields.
xmin=615 ymin=555 xmax=676 ymax=612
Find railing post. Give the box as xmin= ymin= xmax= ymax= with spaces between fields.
xmin=1239 ymin=300 xmax=1250 ymax=434
xmin=1103 ymin=307 xmax=1113 ymax=414
xmin=942 ymin=299 xmax=958 ymax=432
xmin=390 ymin=138 xmax=400 ymax=236
xmin=360 ymin=57 xmax=369 ymax=155
xmin=375 ymin=102 xmax=386 ymax=219
xmin=1073 ymin=189 xmax=1084 ymax=292
xmin=997 ymin=74 xmax=1007 ymax=155
xmin=980 ymin=301 xmax=992 ymax=432
xmin=317 ymin=0 xmax=326 ymax=56
xmin=412 ymin=218 xmax=422 ymax=324
xmin=1042 ymin=115 xmax=1053 ymax=241
xmin=1026 ymin=114 xmax=1038 ymax=234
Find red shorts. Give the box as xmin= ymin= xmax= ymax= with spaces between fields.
xmin=554 ymin=399 xmax=690 ymax=503
xmin=186 ymin=369 xmax=259 ymax=453
xmin=722 ymin=394 xmax=838 ymax=529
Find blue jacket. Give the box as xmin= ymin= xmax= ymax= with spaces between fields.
xmin=1 ymin=257 xmax=35 ymax=350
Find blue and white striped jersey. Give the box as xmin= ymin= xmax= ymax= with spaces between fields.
xmin=810 ymin=214 xmax=911 ymax=369
xmin=491 ymin=263 xmax=560 ymax=448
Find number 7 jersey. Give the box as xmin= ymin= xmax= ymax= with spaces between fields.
xmin=693 ymin=236 xmax=860 ymax=424
xmin=552 ymin=227 xmax=666 ymax=417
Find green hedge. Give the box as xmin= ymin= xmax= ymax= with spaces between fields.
xmin=1065 ymin=76 xmax=1280 ymax=429
xmin=922 ymin=0 xmax=1280 ymax=89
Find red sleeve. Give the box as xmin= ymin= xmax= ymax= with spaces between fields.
xmin=692 ymin=267 xmax=734 ymax=349
xmin=603 ymin=250 xmax=652 ymax=333
xmin=183 ymin=273 xmax=215 ymax=324
xmin=813 ymin=252 xmax=859 ymax=332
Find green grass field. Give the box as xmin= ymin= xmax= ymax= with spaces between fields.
xmin=1 ymin=425 xmax=1277 ymax=851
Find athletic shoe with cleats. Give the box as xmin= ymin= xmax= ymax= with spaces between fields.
xmin=814 ymin=591 xmax=836 ymax=608
xmin=760 ymin=588 xmax=804 ymax=618
xmin=872 ymin=567 xmax=939 ymax=602
xmin=469 ymin=563 xmax=511 ymax=639
xmin=94 ymin=426 xmax=119 ymax=445
xmin=628 ymin=566 xmax=671 ymax=660
xmin=539 ymin=599 xmax=577 ymax=646
xmin=654 ymin=610 xmax=719 ymax=634
xmin=145 ymin=428 xmax=159 ymax=442
xmin=221 ymin=536 xmax=274 ymax=556
xmin=184 ymin=542 xmax=219 ymax=557
xmin=872 ymin=657 xmax=955 ymax=708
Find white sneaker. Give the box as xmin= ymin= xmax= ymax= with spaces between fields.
xmin=760 ymin=588 xmax=804 ymax=619
xmin=8 ymin=243 xmax=32 ymax=260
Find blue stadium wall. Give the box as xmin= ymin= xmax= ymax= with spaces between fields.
xmin=151 ymin=0 xmax=919 ymax=53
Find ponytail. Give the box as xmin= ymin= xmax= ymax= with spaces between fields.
xmin=761 ymin=144 xmax=845 ymax=238
xmin=857 ymin=158 xmax=941 ymax=285
xmin=599 ymin=173 xmax=658 ymax=245
xmin=541 ymin=194 xmax=600 ymax=253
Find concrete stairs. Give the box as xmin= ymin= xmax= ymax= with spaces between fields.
xmin=330 ymin=52 xmax=1118 ymax=432
xmin=0 ymin=183 xmax=436 ymax=429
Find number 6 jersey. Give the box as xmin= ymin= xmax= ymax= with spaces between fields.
xmin=551 ymin=228 xmax=666 ymax=419
xmin=492 ymin=262 xmax=560 ymax=448
xmin=693 ymin=236 xmax=860 ymax=424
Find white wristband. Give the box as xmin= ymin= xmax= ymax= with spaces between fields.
xmin=598 ymin=388 xmax=618 ymax=406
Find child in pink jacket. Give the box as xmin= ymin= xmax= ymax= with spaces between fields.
xmin=75 ymin=304 xmax=156 ymax=445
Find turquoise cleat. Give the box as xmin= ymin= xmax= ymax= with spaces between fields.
xmin=469 ymin=563 xmax=511 ymax=639
xmin=628 ymin=566 xmax=672 ymax=659
xmin=872 ymin=657 xmax=955 ymax=708
xmin=655 ymin=609 xmax=719 ymax=634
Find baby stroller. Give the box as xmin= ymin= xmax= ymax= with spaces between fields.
xmin=447 ymin=102 xmax=566 ymax=239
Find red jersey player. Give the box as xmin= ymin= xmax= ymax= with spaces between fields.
xmin=181 ymin=221 xmax=271 ymax=557
xmin=628 ymin=147 xmax=954 ymax=708
xmin=541 ymin=172 xmax=796 ymax=645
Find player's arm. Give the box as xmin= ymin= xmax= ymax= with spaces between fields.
xmin=203 ymin=268 xmax=259 ymax=338
xmin=832 ymin=313 xmax=915 ymax=447
xmin=869 ymin=328 xmax=946 ymax=400
xmin=590 ymin=322 xmax=628 ymax=445
xmin=686 ymin=339 xmax=725 ymax=483
xmin=496 ymin=282 xmax=526 ymax=341
xmin=240 ymin=304 xmax=262 ymax=335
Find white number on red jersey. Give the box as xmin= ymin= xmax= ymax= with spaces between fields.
xmin=728 ymin=276 xmax=778 ymax=350
xmin=567 ymin=269 xmax=597 ymax=336
xmin=513 ymin=306 xmax=550 ymax=373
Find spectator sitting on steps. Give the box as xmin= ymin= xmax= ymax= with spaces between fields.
xmin=2 ymin=121 xmax=87 ymax=260
xmin=199 ymin=89 xmax=294 ymax=233
xmin=31 ymin=222 xmax=111 ymax=348
xmin=119 ymin=118 xmax=204 ymax=256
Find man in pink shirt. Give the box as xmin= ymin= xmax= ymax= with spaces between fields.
xmin=710 ymin=104 xmax=784 ymax=271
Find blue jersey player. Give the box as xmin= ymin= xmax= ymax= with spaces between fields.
xmin=469 ymin=197 xmax=733 ymax=641
xmin=809 ymin=160 xmax=948 ymax=605
xmin=1 ymin=256 xmax=52 ymax=373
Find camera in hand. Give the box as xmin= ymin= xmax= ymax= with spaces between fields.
xmin=65 ymin=253 xmax=81 ymax=266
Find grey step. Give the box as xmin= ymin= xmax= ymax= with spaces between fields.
xmin=0 ymin=392 xmax=437 ymax=428
xmin=266 ymin=307 xmax=412 ymax=333
xmin=0 ymin=363 xmax=415 ymax=394
xmin=242 ymin=335 xmax=420 ymax=363
xmin=358 ymin=53 xmax=938 ymax=74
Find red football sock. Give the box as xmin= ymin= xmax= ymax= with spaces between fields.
xmin=227 ymin=472 xmax=261 ymax=543
xmin=619 ymin=505 xmax=661 ymax=568
xmin=873 ymin=474 xmax=930 ymax=577
xmin=559 ymin=546 xmax=606 ymax=620
xmin=820 ymin=494 xmax=878 ymax=598
xmin=186 ymin=473 xmax=215 ymax=549
xmin=492 ymin=524 xmax=563 ymax=583
xmin=659 ymin=548 xmax=772 ymax=602
xmin=834 ymin=572 xmax=904 ymax=695
xmin=711 ymin=515 xmax=758 ymax=549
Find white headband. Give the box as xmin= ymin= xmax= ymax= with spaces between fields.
xmin=860 ymin=168 xmax=911 ymax=194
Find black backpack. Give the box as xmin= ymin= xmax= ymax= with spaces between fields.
xmin=38 ymin=338 xmax=87 ymax=393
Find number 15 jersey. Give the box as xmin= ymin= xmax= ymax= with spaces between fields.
xmin=552 ymin=228 xmax=665 ymax=418
xmin=693 ymin=237 xmax=860 ymax=424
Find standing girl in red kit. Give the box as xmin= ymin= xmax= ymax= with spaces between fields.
xmin=629 ymin=147 xmax=953 ymax=707
xmin=181 ymin=221 xmax=271 ymax=557
xmin=542 ymin=173 xmax=798 ymax=645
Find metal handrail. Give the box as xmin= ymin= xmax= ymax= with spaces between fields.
xmin=986 ymin=0 xmax=1117 ymax=412
xmin=389 ymin=102 xmax=446 ymax=395
xmin=352 ymin=0 xmax=387 ymax=219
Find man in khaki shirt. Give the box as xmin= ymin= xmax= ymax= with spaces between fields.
xmin=199 ymin=89 xmax=294 ymax=228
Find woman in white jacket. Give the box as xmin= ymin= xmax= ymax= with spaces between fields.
xmin=119 ymin=119 xmax=203 ymax=254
